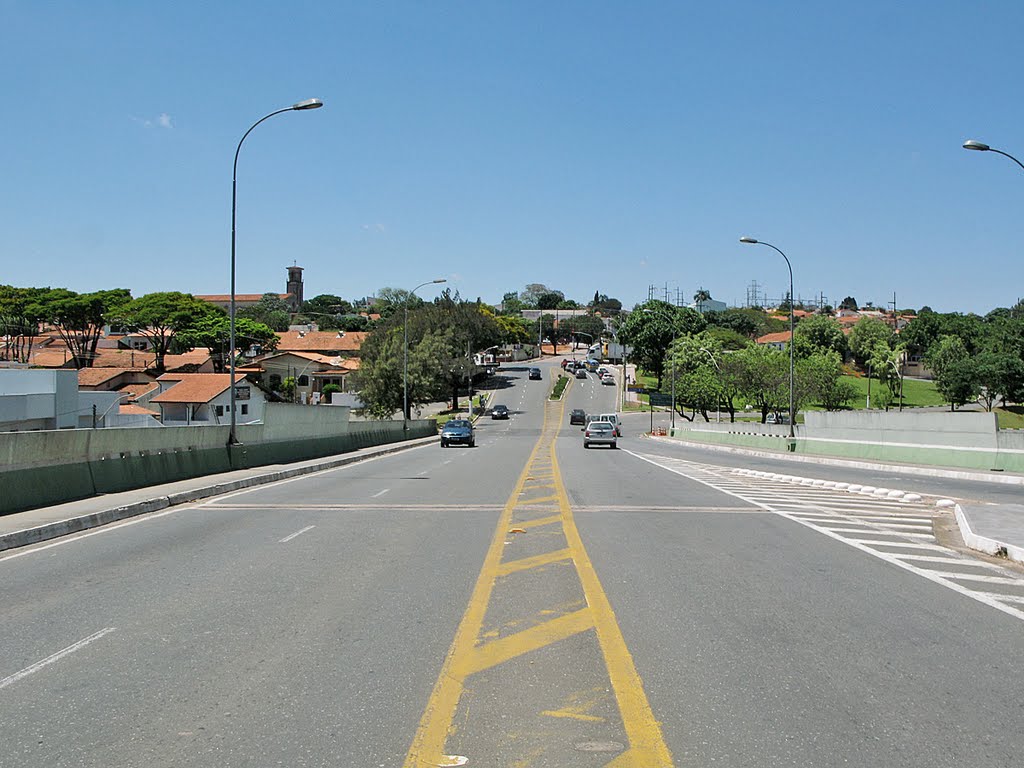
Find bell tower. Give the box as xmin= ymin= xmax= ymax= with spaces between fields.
xmin=286 ymin=265 xmax=304 ymax=311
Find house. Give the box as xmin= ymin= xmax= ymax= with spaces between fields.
xmin=255 ymin=351 xmax=360 ymax=404
xmin=756 ymin=331 xmax=792 ymax=351
xmin=151 ymin=373 xmax=266 ymax=425
xmin=273 ymin=329 xmax=367 ymax=357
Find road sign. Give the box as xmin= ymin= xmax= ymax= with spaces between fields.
xmin=648 ymin=392 xmax=672 ymax=407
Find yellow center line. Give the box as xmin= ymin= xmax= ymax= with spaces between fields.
xmin=403 ymin=394 xmax=674 ymax=767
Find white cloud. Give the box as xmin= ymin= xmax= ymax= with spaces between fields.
xmin=130 ymin=113 xmax=174 ymax=129
xmin=361 ymin=223 xmax=387 ymax=234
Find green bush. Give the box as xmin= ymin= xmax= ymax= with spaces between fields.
xmin=551 ymin=375 xmax=569 ymax=399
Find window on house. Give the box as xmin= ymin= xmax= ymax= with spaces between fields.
xmin=298 ymin=375 xmax=309 ymax=386
xmin=269 ymin=374 xmax=282 ymax=389
xmin=241 ymin=404 xmax=249 ymax=415
xmin=216 ymin=405 xmax=224 ymax=416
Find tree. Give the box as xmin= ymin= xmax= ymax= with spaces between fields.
xmin=36 ymin=288 xmax=132 ymax=368
xmin=731 ymin=343 xmax=790 ymax=423
xmin=591 ymin=293 xmax=623 ymax=315
xmin=494 ymin=314 xmax=533 ymax=345
xmin=664 ymin=334 xmax=728 ymax=422
xmin=237 ymin=293 xmax=292 ymax=331
xmin=0 ymin=285 xmax=47 ymax=363
xmin=501 ymin=292 xmax=526 ymax=314
xmin=800 ymin=351 xmax=857 ymax=410
xmin=562 ymin=314 xmax=606 ymax=347
xmin=704 ymin=308 xmax=766 ymax=339
xmin=356 ymin=290 xmax=502 ymax=417
xmin=302 ymin=294 xmax=352 ymax=317
xmin=974 ymin=351 xmax=1024 ymax=411
xmin=839 ymin=296 xmax=858 ymax=311
xmin=520 ymin=284 xmax=554 ymax=307
xmin=117 ymin=292 xmax=221 ymax=372
xmin=536 ymin=291 xmax=564 ymax=310
xmin=693 ymin=288 xmax=712 ymax=312
xmin=927 ymin=336 xmax=977 ymax=410
xmin=617 ymin=301 xmax=707 ymax=389
xmin=174 ymin=314 xmax=279 ymax=372
xmin=848 ymin=317 xmax=893 ymax=367
xmin=793 ymin=314 xmax=848 ymax=360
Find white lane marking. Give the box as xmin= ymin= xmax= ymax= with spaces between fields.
xmin=929 ymin=572 xmax=1024 ymax=586
xmin=279 ymin=525 xmax=316 ymax=543
xmin=0 ymin=627 xmax=116 ymax=690
xmin=372 ymin=488 xmax=390 ymax=497
xmin=623 ymin=449 xmax=1024 ymax=623
xmin=0 ymin=443 xmax=438 ymax=564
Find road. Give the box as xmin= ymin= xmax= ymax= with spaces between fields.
xmin=2 ymin=357 xmax=1023 ymax=767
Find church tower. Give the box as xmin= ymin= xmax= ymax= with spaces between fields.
xmin=286 ymin=265 xmax=304 ymax=311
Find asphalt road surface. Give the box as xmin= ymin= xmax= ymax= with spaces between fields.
xmin=2 ymin=358 xmax=1023 ymax=767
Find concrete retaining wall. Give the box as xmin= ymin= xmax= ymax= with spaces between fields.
xmin=0 ymin=409 xmax=435 ymax=516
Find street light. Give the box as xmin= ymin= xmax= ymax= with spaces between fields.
xmin=962 ymin=139 xmax=1024 ymax=172
xmin=740 ymin=236 xmax=796 ymax=438
xmin=404 ymin=279 xmax=447 ymax=427
xmin=700 ymin=346 xmax=722 ymax=424
xmin=229 ymin=97 xmax=323 ymax=445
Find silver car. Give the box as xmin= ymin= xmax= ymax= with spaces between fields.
xmin=583 ymin=421 xmax=617 ymax=449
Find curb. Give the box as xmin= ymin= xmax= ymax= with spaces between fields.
xmin=0 ymin=435 xmax=437 ymax=553
xmin=954 ymin=504 xmax=1024 ymax=565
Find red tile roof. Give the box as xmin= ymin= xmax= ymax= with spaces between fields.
xmin=195 ymin=293 xmax=292 ymax=303
xmin=120 ymin=403 xmax=161 ymax=417
xmin=77 ymin=367 xmax=134 ymax=386
xmin=274 ymin=330 xmax=367 ymax=353
xmin=151 ymin=374 xmax=233 ymax=404
xmin=756 ymin=331 xmax=793 ymax=345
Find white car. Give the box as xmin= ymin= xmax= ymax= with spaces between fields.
xmin=593 ymin=413 xmax=621 ymax=436
xmin=601 ymin=374 xmax=615 ymax=385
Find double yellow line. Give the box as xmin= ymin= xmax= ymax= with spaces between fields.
xmin=403 ymin=395 xmax=673 ymax=767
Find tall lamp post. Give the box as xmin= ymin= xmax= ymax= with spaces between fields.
xmin=740 ymin=236 xmax=796 ymax=438
xmin=404 ymin=278 xmax=447 ymax=427
xmin=229 ymin=97 xmax=323 ymax=445
xmin=963 ymin=140 xmax=1024 ymax=172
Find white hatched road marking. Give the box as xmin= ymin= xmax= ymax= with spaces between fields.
xmin=626 ymin=450 xmax=1024 ymax=622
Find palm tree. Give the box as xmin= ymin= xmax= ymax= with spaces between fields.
xmin=693 ymin=288 xmax=712 ymax=313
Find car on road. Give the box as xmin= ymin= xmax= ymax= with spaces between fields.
xmin=583 ymin=421 xmax=616 ymax=449
xmin=491 ymin=404 xmax=510 ymax=419
xmin=593 ymin=413 xmax=622 ymax=436
xmin=601 ymin=374 xmax=615 ymax=385
xmin=569 ymin=408 xmax=587 ymax=425
xmin=574 ymin=368 xmax=588 ymax=379
xmin=529 ymin=367 xmax=542 ymax=380
xmin=440 ymin=419 xmax=475 ymax=447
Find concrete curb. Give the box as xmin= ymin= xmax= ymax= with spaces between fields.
xmin=954 ymin=504 xmax=1024 ymax=565
xmin=0 ymin=435 xmax=437 ymax=553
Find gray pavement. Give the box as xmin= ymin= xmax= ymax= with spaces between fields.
xmin=4 ymin=359 xmax=1024 ymax=766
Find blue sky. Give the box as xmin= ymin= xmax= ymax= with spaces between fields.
xmin=2 ymin=1 xmax=1022 ymax=314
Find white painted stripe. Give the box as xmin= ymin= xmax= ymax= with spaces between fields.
xmin=981 ymin=593 xmax=1024 ymax=605
xmin=626 ymin=451 xmax=1024 ymax=622
xmin=279 ymin=525 xmax=316 ymax=543
xmin=0 ymin=628 xmax=116 ymax=690
xmin=928 ymin=572 xmax=1024 ymax=586
xmin=895 ymin=554 xmax=1004 ymax=568
xmin=849 ymin=539 xmax=948 ymax=550
xmin=372 ymin=488 xmax=390 ymax=498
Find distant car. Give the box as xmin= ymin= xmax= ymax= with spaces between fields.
xmin=440 ymin=419 xmax=475 ymax=447
xmin=594 ymin=413 xmax=622 ymax=437
xmin=575 ymin=368 xmax=588 ymax=379
xmin=766 ymin=413 xmax=790 ymax=424
xmin=597 ymin=367 xmax=609 ymax=376
xmin=569 ymin=408 xmax=587 ymax=425
xmin=583 ymin=421 xmax=617 ymax=449
xmin=601 ymin=374 xmax=615 ymax=385
xmin=529 ymin=367 xmax=542 ymax=380
xmin=491 ymin=404 xmax=510 ymax=419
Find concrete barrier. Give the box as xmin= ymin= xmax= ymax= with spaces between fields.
xmin=0 ymin=410 xmax=436 ymax=516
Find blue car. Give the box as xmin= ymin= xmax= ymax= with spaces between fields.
xmin=440 ymin=419 xmax=475 ymax=448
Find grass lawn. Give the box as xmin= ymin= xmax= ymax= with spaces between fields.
xmin=836 ymin=374 xmax=946 ymax=409
xmin=996 ymin=406 xmax=1024 ymax=430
